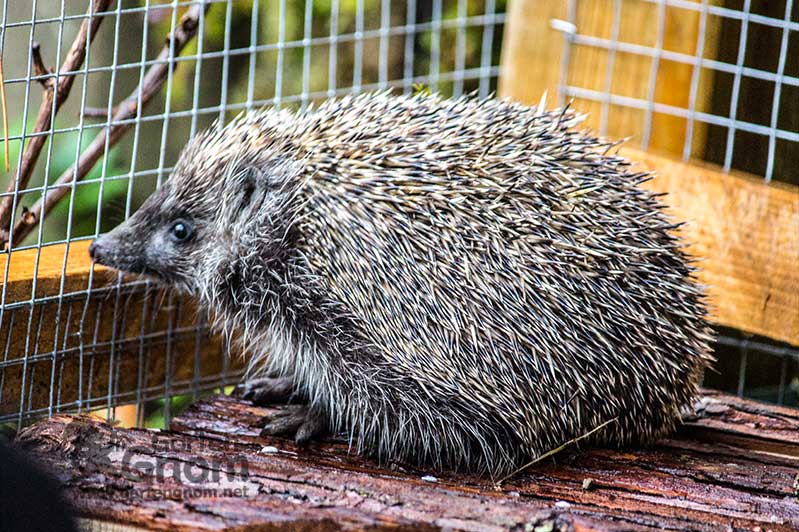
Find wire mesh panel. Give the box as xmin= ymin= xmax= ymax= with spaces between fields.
xmin=0 ymin=0 xmax=795 ymax=431
xmin=551 ymin=0 xmax=799 ymax=405
xmin=0 ymin=0 xmax=507 ymax=428
xmin=553 ymin=0 xmax=798 ymax=182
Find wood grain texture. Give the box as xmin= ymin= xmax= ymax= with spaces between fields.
xmin=16 ymin=390 xmax=799 ymax=531
xmin=0 ymin=242 xmax=241 ymax=422
xmin=626 ymin=147 xmax=799 ymax=347
xmin=498 ymin=0 xmax=566 ymax=107
xmin=0 ymin=240 xmax=97 ymax=302
xmin=499 ymin=0 xmax=721 ymax=157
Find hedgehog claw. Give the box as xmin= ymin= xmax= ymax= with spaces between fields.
xmin=295 ymin=410 xmax=327 ymax=445
xmin=235 ymin=376 xmax=295 ymax=406
xmin=259 ymin=405 xmax=326 ymax=445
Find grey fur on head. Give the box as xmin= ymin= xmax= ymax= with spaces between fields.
xmin=90 ymin=92 xmax=714 ymax=476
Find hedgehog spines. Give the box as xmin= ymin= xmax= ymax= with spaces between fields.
xmin=168 ymin=92 xmax=713 ymax=475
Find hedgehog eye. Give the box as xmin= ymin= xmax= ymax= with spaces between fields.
xmin=169 ymin=219 xmax=193 ymax=242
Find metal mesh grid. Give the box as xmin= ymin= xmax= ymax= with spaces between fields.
xmin=0 ymin=0 xmax=796 ymax=429
xmin=0 ymin=0 xmax=506 ymax=427
xmin=552 ymin=0 xmax=799 ymax=405
xmin=554 ymin=0 xmax=799 ymax=180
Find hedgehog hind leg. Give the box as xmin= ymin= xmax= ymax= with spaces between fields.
xmin=234 ymin=376 xmax=296 ymax=406
xmin=259 ymin=404 xmax=328 ymax=445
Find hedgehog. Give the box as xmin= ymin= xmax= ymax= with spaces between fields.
xmin=89 ymin=92 xmax=714 ymax=476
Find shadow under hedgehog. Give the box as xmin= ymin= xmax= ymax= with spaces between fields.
xmin=89 ymin=92 xmax=714 ymax=476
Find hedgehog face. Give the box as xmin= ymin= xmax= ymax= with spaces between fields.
xmin=87 ymin=180 xmax=212 ymax=291
xmin=89 ymin=121 xmax=302 ymax=300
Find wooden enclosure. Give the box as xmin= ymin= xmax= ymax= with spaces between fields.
xmin=3 ymin=0 xmax=799 ymax=530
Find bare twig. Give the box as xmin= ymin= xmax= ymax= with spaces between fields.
xmin=10 ymin=1 xmax=211 ymax=247
xmin=0 ymin=0 xmax=113 ymax=239
xmin=81 ymin=105 xmax=119 ymax=119
xmin=0 ymin=54 xmax=9 ymax=172
xmin=30 ymin=42 xmax=53 ymax=88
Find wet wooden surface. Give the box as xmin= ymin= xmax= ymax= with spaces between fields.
xmin=16 ymin=390 xmax=799 ymax=531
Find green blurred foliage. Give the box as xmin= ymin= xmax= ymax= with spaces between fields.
xmin=143 ymin=393 xmax=194 ymax=429
xmin=165 ymin=0 xmax=508 ymax=114
xmin=142 ymin=386 xmax=235 ymax=428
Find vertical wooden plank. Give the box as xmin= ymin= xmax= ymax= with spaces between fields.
xmin=648 ymin=3 xmax=721 ymax=156
xmin=498 ymin=0 xmax=567 ymax=106
xmin=499 ymin=0 xmax=721 ymax=158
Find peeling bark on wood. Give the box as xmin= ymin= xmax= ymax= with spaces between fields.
xmin=15 ymin=391 xmax=799 ymax=531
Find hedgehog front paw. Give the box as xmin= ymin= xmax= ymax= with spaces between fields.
xmin=234 ymin=376 xmax=295 ymax=406
xmin=259 ymin=404 xmax=327 ymax=445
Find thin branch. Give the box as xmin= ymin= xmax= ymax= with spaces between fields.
xmin=30 ymin=42 xmax=53 ymax=88
xmin=0 ymin=0 xmax=113 ymax=235
xmin=10 ymin=1 xmax=211 ymax=247
xmin=82 ymin=105 xmax=118 ymax=119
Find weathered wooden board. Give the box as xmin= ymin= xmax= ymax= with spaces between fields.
xmin=16 ymin=390 xmax=799 ymax=531
xmin=0 ymin=243 xmax=241 ymax=422
xmin=627 ymin=148 xmax=799 ymax=348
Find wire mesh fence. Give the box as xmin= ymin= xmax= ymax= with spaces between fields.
xmin=553 ymin=0 xmax=799 ymax=182
xmin=0 ymin=0 xmax=796 ymax=430
xmin=0 ymin=0 xmax=507 ymax=428
xmin=551 ymin=0 xmax=799 ymax=406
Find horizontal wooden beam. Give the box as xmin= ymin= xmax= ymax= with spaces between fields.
xmin=0 ymin=242 xmax=242 ymax=423
xmin=627 ymin=148 xmax=799 ymax=347
xmin=0 ymin=240 xmax=97 ymax=302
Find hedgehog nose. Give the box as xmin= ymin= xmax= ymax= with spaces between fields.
xmin=88 ymin=240 xmax=102 ymax=262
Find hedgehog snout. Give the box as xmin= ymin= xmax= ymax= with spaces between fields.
xmin=89 ymin=226 xmax=148 ymax=275
xmin=89 ymin=233 xmax=125 ymax=269
xmin=87 ymin=240 xmax=103 ymax=262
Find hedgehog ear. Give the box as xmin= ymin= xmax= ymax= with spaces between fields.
xmin=239 ymin=170 xmax=257 ymax=209
xmin=237 ymin=166 xmax=268 ymax=210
